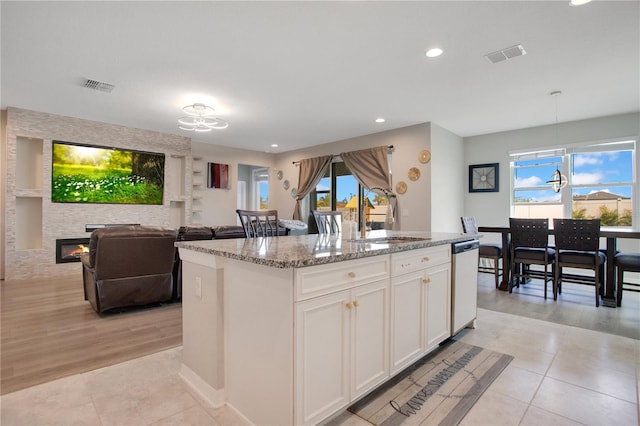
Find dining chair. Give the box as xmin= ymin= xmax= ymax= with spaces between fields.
xmin=509 ymin=218 xmax=555 ymax=299
xmin=461 ymin=217 xmax=503 ymax=288
xmin=614 ymin=252 xmax=640 ymax=307
xmin=236 ymin=209 xmax=280 ymax=237
xmin=312 ymin=210 xmax=342 ymax=235
xmin=553 ymin=218 xmax=605 ymax=307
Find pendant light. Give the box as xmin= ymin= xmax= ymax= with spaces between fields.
xmin=545 ymin=91 xmax=567 ymax=193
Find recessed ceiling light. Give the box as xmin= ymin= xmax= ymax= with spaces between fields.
xmin=425 ymin=48 xmax=443 ymax=58
xmin=570 ymin=0 xmax=592 ymax=5
xmin=375 ymin=118 xmax=385 ymax=123
xmin=271 ymin=144 xmax=279 ymax=148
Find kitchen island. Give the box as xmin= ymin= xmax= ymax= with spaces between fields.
xmin=176 ymin=230 xmax=477 ymax=425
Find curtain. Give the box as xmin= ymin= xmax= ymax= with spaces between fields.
xmin=293 ymin=155 xmax=333 ymax=220
xmin=340 ymin=146 xmax=397 ymax=230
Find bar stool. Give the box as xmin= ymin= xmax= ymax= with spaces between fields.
xmin=236 ymin=209 xmax=280 ymax=237
xmin=553 ymin=218 xmax=605 ymax=307
xmin=509 ymin=218 xmax=555 ymax=299
xmin=312 ymin=211 xmax=343 ymax=234
xmin=614 ymin=253 xmax=640 ymax=307
xmin=461 ymin=217 xmax=503 ymax=288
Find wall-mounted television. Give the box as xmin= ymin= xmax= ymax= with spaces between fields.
xmin=52 ymin=141 xmax=165 ymax=205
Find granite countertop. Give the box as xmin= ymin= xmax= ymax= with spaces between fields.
xmin=176 ymin=230 xmax=478 ymax=269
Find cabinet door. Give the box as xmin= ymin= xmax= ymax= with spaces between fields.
xmin=295 ymin=291 xmax=350 ymax=425
xmin=351 ymin=280 xmax=390 ymax=399
xmin=425 ymin=263 xmax=451 ymax=351
xmin=390 ymin=271 xmax=426 ymax=374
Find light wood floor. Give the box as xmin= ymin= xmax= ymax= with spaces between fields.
xmin=3 ymin=270 xmax=637 ymax=397
xmin=1 ymin=274 xmax=182 ymax=395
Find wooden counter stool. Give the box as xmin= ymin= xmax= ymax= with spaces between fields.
xmin=553 ymin=218 xmax=605 ymax=307
xmin=510 ymin=218 xmax=555 ymax=299
xmin=614 ymin=253 xmax=640 ymax=307
xmin=461 ymin=217 xmax=503 ymax=288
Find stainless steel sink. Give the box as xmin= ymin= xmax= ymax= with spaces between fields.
xmin=348 ymin=236 xmax=430 ymax=244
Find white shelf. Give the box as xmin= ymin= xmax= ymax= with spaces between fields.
xmin=15 ymin=197 xmax=42 ymax=250
xmin=16 ymin=137 xmax=43 ymax=190
xmin=15 ymin=189 xmax=43 ymax=197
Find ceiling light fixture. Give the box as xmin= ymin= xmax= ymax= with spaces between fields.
xmin=570 ymin=0 xmax=592 ymax=5
xmin=545 ymin=91 xmax=568 ymax=193
xmin=425 ymin=48 xmax=443 ymax=58
xmin=271 ymin=144 xmax=279 ymax=148
xmin=178 ymin=103 xmax=229 ymax=132
xmin=375 ymin=118 xmax=385 ymax=123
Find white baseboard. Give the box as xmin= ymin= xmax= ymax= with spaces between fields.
xmin=179 ymin=363 xmax=226 ymax=408
xmin=179 ymin=364 xmax=256 ymax=425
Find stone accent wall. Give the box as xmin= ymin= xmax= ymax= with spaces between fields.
xmin=5 ymin=108 xmax=192 ymax=280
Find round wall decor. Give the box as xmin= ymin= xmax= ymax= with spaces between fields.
xmin=408 ymin=167 xmax=420 ymax=181
xmin=419 ymin=150 xmax=431 ymax=164
xmin=291 ymin=188 xmax=297 ymax=198
xmin=283 ymin=180 xmax=290 ymax=190
xmin=396 ymin=181 xmax=407 ymax=194
xmin=276 ymin=170 xmax=283 ymax=180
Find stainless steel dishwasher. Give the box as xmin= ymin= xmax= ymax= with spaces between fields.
xmin=451 ymin=239 xmax=480 ymax=336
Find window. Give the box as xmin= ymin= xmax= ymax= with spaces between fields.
xmin=311 ymin=161 xmax=359 ymax=222
xmin=309 ymin=161 xmax=388 ymax=231
xmin=511 ymin=140 xmax=635 ymax=227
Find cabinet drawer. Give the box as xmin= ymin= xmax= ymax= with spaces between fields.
xmin=295 ymin=256 xmax=390 ymax=301
xmin=391 ymin=246 xmax=451 ymax=276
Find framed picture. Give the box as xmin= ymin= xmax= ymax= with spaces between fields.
xmin=469 ymin=163 xmax=499 ymax=192
xmin=207 ymin=162 xmax=229 ymax=189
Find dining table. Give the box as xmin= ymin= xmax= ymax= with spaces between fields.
xmin=478 ymin=225 xmax=640 ymax=308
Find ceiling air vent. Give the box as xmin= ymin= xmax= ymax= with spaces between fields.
xmin=83 ymin=78 xmax=115 ymax=93
xmin=484 ymin=44 xmax=526 ymax=64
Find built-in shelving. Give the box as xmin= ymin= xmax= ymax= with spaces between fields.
xmin=16 ymin=136 xmax=43 ymax=190
xmin=191 ymin=156 xmax=205 ymax=226
xmin=168 ymin=155 xmax=186 ymax=199
xmin=15 ymin=137 xmax=44 ymax=250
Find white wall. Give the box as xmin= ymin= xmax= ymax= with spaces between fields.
xmin=191 ymin=141 xmax=275 ymax=226
xmin=272 ymin=123 xmax=436 ymax=231
xmin=464 ymin=112 xmax=640 ymax=249
xmin=5 ymin=107 xmax=191 ymax=279
xmin=430 ymin=123 xmax=464 ymax=233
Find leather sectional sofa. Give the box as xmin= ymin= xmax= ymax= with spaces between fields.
xmin=82 ymin=224 xmax=247 ymax=313
xmin=82 ymin=225 xmax=178 ymax=313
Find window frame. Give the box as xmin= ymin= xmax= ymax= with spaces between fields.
xmin=510 ymin=138 xmax=636 ymax=227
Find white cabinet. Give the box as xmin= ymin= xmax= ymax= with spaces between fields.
xmin=295 ymin=279 xmax=389 ymax=425
xmin=390 ymin=246 xmax=451 ymax=374
xmin=425 ymin=262 xmax=451 ymax=349
xmin=389 ymin=270 xmax=424 ymax=373
xmin=351 ymin=281 xmax=390 ymax=399
xmin=186 ymin=242 xmax=459 ymax=426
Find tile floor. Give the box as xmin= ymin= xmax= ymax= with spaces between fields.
xmin=1 ymin=308 xmax=638 ymax=426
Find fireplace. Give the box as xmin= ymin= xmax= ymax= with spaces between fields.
xmin=56 ymin=238 xmax=90 ymax=263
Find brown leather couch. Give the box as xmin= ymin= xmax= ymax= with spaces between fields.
xmin=173 ymin=225 xmax=248 ymax=300
xmin=81 ymin=225 xmax=178 ymax=313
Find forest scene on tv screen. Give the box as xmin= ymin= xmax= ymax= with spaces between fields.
xmin=52 ymin=141 xmax=165 ymax=204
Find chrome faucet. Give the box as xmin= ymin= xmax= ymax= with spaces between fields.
xmin=361 ymin=186 xmax=394 ymax=238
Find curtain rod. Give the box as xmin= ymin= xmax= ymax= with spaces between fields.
xmin=292 ymin=145 xmax=394 ymax=165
